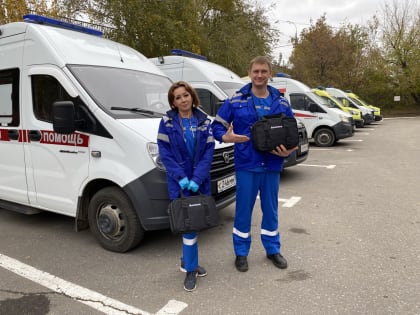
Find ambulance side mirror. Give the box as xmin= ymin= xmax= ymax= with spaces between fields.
xmin=308 ymin=102 xmax=318 ymax=112
xmin=53 ymin=101 xmax=76 ymax=134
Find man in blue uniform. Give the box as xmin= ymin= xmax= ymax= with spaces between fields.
xmin=211 ymin=56 xmax=297 ymax=272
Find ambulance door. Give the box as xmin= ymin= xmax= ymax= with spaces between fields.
xmin=289 ymin=93 xmax=318 ymax=137
xmin=22 ymin=67 xmax=89 ymax=216
xmin=0 ymin=68 xmax=29 ymax=204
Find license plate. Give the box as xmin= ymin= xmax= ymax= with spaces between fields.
xmin=300 ymin=143 xmax=309 ymax=153
xmin=217 ymin=175 xmax=236 ymax=193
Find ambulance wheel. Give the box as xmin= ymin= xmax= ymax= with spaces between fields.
xmin=88 ymin=187 xmax=144 ymax=252
xmin=313 ymin=128 xmax=335 ymax=147
xmin=356 ymin=120 xmax=365 ymax=128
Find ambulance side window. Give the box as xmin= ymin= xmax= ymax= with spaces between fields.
xmin=196 ymin=89 xmax=219 ymax=116
xmin=32 ymin=74 xmax=110 ymax=137
xmin=290 ymin=94 xmax=306 ymax=111
xmin=32 ymin=75 xmax=73 ymax=123
xmin=0 ymin=68 xmax=19 ymax=127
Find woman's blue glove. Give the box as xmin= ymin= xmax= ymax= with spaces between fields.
xmin=178 ymin=177 xmax=189 ymax=190
xmin=188 ymin=180 xmax=199 ymax=192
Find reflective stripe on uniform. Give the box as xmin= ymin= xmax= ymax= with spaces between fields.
xmin=261 ymin=229 xmax=278 ymax=237
xmin=214 ymin=115 xmax=230 ymax=129
xmin=183 ymin=236 xmax=197 ymax=246
xmin=233 ymin=227 xmax=250 ymax=239
xmin=157 ymin=133 xmax=169 ymax=142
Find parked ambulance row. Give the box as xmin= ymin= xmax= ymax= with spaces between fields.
xmin=265 ymin=74 xmax=383 ymax=147
xmin=0 ymin=15 xmax=309 ymax=253
xmin=0 ymin=14 xmax=378 ymax=253
xmin=0 ymin=15 xmax=240 ymax=253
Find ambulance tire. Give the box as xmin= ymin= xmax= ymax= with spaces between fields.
xmin=313 ymin=128 xmax=335 ymax=147
xmin=88 ymin=187 xmax=144 ymax=253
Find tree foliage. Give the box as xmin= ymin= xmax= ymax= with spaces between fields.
xmin=1 ymin=0 xmax=419 ymax=110
xmin=380 ymin=0 xmax=420 ymax=106
xmin=288 ymin=0 xmax=419 ymax=109
xmin=0 ymin=0 xmax=65 ymax=23
xmin=288 ymin=16 xmax=371 ymax=90
xmin=58 ymin=0 xmax=275 ymax=76
xmin=0 ymin=0 xmax=27 ymax=23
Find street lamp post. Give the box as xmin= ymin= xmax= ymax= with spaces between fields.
xmin=286 ymin=20 xmax=298 ymax=44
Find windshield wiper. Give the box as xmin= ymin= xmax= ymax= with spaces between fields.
xmin=110 ymin=106 xmax=156 ymax=116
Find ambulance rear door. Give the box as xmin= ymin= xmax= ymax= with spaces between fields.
xmin=0 ymin=67 xmax=29 ymax=205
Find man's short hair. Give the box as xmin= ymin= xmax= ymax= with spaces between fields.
xmin=248 ymin=56 xmax=272 ymax=73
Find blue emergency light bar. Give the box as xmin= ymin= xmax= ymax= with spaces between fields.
xmin=170 ymin=49 xmax=207 ymax=61
xmin=23 ymin=14 xmax=103 ymax=37
xmin=276 ymin=72 xmax=292 ymax=78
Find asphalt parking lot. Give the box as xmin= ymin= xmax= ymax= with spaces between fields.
xmin=1 ymin=116 xmax=419 ymax=315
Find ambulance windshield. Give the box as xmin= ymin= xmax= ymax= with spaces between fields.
xmin=215 ymin=81 xmax=244 ymax=98
xmin=68 ymin=65 xmax=171 ymax=116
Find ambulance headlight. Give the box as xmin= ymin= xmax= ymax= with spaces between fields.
xmin=339 ymin=114 xmax=350 ymax=123
xmin=147 ymin=143 xmax=166 ymax=171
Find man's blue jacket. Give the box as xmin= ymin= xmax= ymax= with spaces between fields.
xmin=211 ymin=83 xmax=294 ymax=172
xmin=157 ymin=108 xmax=215 ymax=200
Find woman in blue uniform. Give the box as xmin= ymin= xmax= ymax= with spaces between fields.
xmin=157 ymin=81 xmax=215 ymax=291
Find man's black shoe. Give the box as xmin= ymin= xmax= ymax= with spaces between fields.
xmin=235 ymin=256 xmax=248 ymax=272
xmin=267 ymin=253 xmax=288 ymax=269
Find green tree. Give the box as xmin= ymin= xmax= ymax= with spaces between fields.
xmin=288 ymin=15 xmax=336 ymax=87
xmin=0 ymin=0 xmax=66 ymax=24
xmin=0 ymin=0 xmax=28 ymax=23
xmin=197 ymin=0 xmax=277 ymax=75
xmin=380 ymin=0 xmax=420 ymax=107
xmin=350 ymin=16 xmax=393 ymax=108
xmin=60 ymin=0 xmax=275 ymax=76
xmin=287 ymin=15 xmax=371 ymax=91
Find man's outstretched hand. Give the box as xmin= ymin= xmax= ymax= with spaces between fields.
xmin=221 ymin=125 xmax=249 ymax=143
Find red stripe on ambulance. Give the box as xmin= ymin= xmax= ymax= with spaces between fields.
xmin=0 ymin=129 xmax=89 ymax=147
xmin=294 ymin=112 xmax=317 ymax=118
xmin=0 ymin=129 xmax=9 ymax=141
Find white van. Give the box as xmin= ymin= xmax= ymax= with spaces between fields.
xmin=0 ymin=15 xmax=236 ymax=252
xmin=150 ymin=51 xmax=309 ymax=167
xmin=268 ymin=75 xmax=353 ymax=147
xmin=326 ymin=87 xmax=375 ymax=125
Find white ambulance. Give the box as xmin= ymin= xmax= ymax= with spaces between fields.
xmin=268 ymin=75 xmax=354 ymax=147
xmin=0 ymin=15 xmax=236 ymax=252
xmin=326 ymin=87 xmax=375 ymax=125
xmin=150 ymin=51 xmax=309 ymax=167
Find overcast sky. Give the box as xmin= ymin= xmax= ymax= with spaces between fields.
xmin=261 ymin=0 xmax=385 ymax=63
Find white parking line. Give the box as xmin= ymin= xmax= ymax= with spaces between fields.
xmin=279 ymin=196 xmax=301 ymax=207
xmin=298 ymin=164 xmax=336 ymax=169
xmin=0 ymin=253 xmax=187 ymax=315
xmin=156 ymin=300 xmax=189 ymax=315
xmin=257 ymin=195 xmax=301 ymax=208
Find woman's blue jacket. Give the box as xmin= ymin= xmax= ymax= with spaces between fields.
xmin=157 ymin=108 xmax=215 ymax=200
